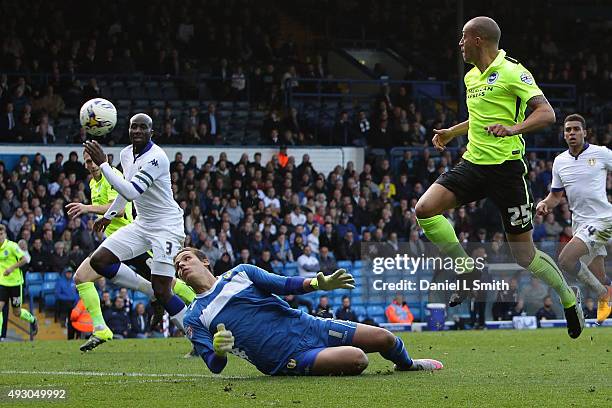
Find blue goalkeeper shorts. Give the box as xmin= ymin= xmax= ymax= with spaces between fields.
xmin=274 ymin=317 xmax=358 ymax=376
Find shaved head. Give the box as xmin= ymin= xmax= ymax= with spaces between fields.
xmin=465 ymin=16 xmax=501 ymax=46
xmin=130 ymin=113 xmax=153 ymax=127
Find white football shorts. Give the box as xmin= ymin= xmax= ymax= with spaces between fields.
xmin=99 ymin=219 xmax=186 ymax=277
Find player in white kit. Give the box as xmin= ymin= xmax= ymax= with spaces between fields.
xmin=537 ymin=113 xmax=612 ymax=323
xmin=80 ymin=113 xmax=188 ymax=350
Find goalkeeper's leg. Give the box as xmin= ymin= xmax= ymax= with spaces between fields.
xmin=309 ymin=346 xmax=369 ymax=375
xmin=350 ymin=324 xmax=443 ymax=371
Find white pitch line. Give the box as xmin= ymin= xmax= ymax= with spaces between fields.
xmin=0 ymin=370 xmax=250 ymax=379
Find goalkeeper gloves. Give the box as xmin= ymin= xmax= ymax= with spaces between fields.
xmin=213 ymin=323 xmax=234 ymax=357
xmin=310 ymin=268 xmax=355 ymax=291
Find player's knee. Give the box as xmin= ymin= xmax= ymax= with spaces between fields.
xmin=414 ymin=199 xmax=432 ymax=219
xmin=378 ymin=328 xmax=397 ymax=351
xmin=89 ymin=252 xmax=105 ymax=273
xmin=12 ymin=307 xmax=21 ymax=317
xmin=349 ymin=349 xmax=369 ymax=374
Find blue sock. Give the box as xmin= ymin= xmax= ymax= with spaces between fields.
xmin=380 ymin=337 xmax=413 ymax=368
xmin=163 ymin=294 xmax=186 ymax=316
xmin=99 ymin=263 xmax=120 ymax=279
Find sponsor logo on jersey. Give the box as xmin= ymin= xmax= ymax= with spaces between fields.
xmin=185 ymin=325 xmax=193 ymax=339
xmin=286 ymin=359 xmax=297 ymax=369
xmin=520 ymin=72 xmax=533 ymax=85
xmin=588 ymin=158 xmax=596 ymax=166
xmin=487 ymin=72 xmax=499 ymax=84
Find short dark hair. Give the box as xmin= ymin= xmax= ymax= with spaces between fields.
xmin=564 ymin=113 xmax=586 ymax=129
xmin=174 ymin=247 xmax=209 ymax=265
xmin=342 ymin=295 xmax=350 ymax=301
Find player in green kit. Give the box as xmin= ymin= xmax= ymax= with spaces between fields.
xmin=66 ymin=152 xmax=195 ymax=350
xmin=0 ymin=224 xmax=38 ymax=339
xmin=414 ymin=16 xmax=584 ymax=339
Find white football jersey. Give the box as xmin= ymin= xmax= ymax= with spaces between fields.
xmin=119 ymin=141 xmax=183 ymax=226
xmin=551 ymin=144 xmax=612 ymax=224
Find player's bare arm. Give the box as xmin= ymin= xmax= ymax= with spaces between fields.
xmin=3 ymin=256 xmax=26 ymax=276
xmin=536 ymin=190 xmax=564 ymax=216
xmin=66 ymin=202 xmax=126 ymax=218
xmin=486 ymin=95 xmax=555 ymax=137
xmin=432 ymin=120 xmax=469 ymax=151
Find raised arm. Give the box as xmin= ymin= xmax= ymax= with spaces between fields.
xmin=240 ymin=264 xmax=354 ymax=295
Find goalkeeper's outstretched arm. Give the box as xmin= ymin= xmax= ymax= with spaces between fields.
xmin=238 ymin=264 xmax=355 ymax=295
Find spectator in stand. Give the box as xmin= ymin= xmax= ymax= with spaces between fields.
xmin=0 ymin=102 xmax=17 ymax=140
xmin=1 ymin=189 xmax=20 ymax=220
xmin=202 ymin=103 xmax=221 ymax=143
xmin=337 ymin=230 xmax=359 ymax=261
xmin=319 ymin=222 xmax=338 ymax=254
xmin=297 ymin=245 xmax=320 ymax=277
xmin=130 ymin=303 xmax=150 ymax=339
xmin=69 ymin=299 xmax=92 ymax=340
xmin=535 ymin=296 xmax=557 ymax=327
xmin=520 ymin=278 xmax=549 ymax=315
xmin=213 ymin=252 xmax=233 ymax=276
xmin=582 ymin=297 xmax=597 ymax=320
xmin=492 ymin=277 xmax=521 ymax=321
xmin=385 ymin=295 xmax=414 ymax=324
xmin=103 ymin=297 xmax=130 ymax=339
xmin=335 ymin=296 xmax=358 ymax=322
xmin=318 ymin=245 xmax=337 ymax=276
xmin=49 ymin=241 xmax=69 ymax=272
xmin=353 ymin=110 xmax=370 ymax=147
xmin=531 ymin=214 xmax=546 ymax=242
xmin=255 ymin=249 xmax=274 ymax=273
xmin=100 ymin=291 xmax=112 ymax=313
xmin=314 ymin=295 xmax=333 ymax=318
xmin=55 ymin=267 xmax=78 ymax=326
xmin=236 ymin=248 xmax=253 ymax=266
xmin=272 ymin=232 xmax=293 ymax=265
xmin=543 ymin=213 xmax=563 ymax=241
xmin=284 ymin=294 xmax=313 ymax=314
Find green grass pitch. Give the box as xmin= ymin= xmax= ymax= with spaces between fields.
xmin=0 ymin=328 xmax=609 ymax=407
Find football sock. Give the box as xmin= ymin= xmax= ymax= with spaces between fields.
xmin=380 ymin=337 xmax=413 ymax=368
xmin=110 ymin=263 xmax=154 ymax=298
xmin=164 ymin=295 xmax=186 ymax=332
xmin=0 ymin=311 xmax=3 ymax=331
xmin=417 ymin=215 xmax=473 ymax=274
xmin=76 ymin=282 xmax=107 ymax=330
xmin=528 ymin=250 xmax=576 ymax=308
xmin=575 ymin=262 xmax=607 ymax=299
xmin=19 ymin=308 xmax=35 ymax=323
xmin=173 ymin=279 xmax=196 ymax=305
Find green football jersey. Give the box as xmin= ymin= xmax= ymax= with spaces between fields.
xmin=0 ymin=239 xmax=25 ymax=287
xmin=89 ymin=167 xmax=133 ymax=236
xmin=463 ymin=49 xmax=544 ymax=165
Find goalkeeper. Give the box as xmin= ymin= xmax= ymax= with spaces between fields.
xmin=176 ymin=247 xmax=443 ymax=376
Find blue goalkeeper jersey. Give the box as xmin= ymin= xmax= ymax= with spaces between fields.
xmin=184 ymin=264 xmax=317 ymax=375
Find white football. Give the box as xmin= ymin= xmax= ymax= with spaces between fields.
xmin=79 ymin=98 xmax=117 ymax=137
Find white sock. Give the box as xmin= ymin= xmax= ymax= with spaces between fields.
xmin=577 ymin=261 xmax=607 ymax=299
xmin=110 ymin=263 xmax=154 ymax=297
xmin=170 ymin=306 xmax=187 ymax=332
